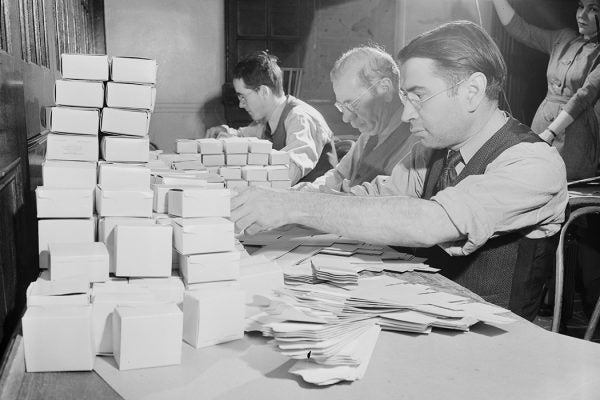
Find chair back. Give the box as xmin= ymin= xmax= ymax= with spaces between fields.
xmin=281 ymin=67 xmax=303 ymax=96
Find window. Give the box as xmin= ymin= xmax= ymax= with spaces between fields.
xmin=1 ymin=0 xmax=11 ymax=53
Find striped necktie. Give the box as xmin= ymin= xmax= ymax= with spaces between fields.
xmin=437 ymin=149 xmax=463 ymax=192
xmin=263 ymin=122 xmax=273 ymax=142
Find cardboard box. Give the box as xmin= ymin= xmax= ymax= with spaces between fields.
xmin=105 ymin=81 xmax=156 ymax=111
xmin=49 ymin=242 xmax=109 ymax=283
xmin=113 ymin=303 xmax=182 ymax=370
xmin=98 ymin=216 xmax=155 ymax=243
xmin=36 ymin=187 xmax=94 ymax=218
xmin=110 ymin=56 xmax=157 ymax=84
xmin=219 ymin=167 xmax=241 ymax=180
xmin=114 ymin=224 xmax=172 ymax=277
xmin=128 ymin=276 xmax=185 ymax=304
xmin=26 ymin=277 xmax=90 ymax=307
xmin=172 ymin=217 xmax=234 ymax=255
xmin=46 ymin=106 xmax=100 ymax=135
xmin=172 ymin=160 xmax=205 ymax=171
xmin=241 ymin=166 xmax=268 ymax=181
xmin=167 ymin=188 xmax=230 ymax=218
xmin=46 ymin=133 xmax=99 ymax=162
xmin=226 ymin=180 xmax=248 ymax=189
xmin=98 ymin=162 xmax=151 ymax=189
xmin=61 ymin=54 xmax=109 ymax=81
xmin=182 ymin=286 xmax=244 ymax=348
xmin=270 ymin=180 xmax=292 ymax=189
xmin=247 ymin=153 xmax=269 ymax=165
xmin=42 ymin=160 xmax=97 ymax=188
xmin=248 ymin=181 xmax=270 ymax=188
xmin=221 ymin=137 xmax=249 ymax=154
xmin=38 ymin=219 xmax=95 ymax=269
xmin=23 ymin=305 xmax=95 ymax=372
xmin=101 ymin=108 xmax=151 ymax=137
xmin=54 ymin=80 xmax=104 ymax=108
xmin=152 ymin=173 xmax=208 ymax=186
xmin=176 ymin=139 xmax=198 ymax=154
xmin=152 ymin=184 xmax=202 ymax=213
xmin=266 ymin=165 xmax=290 ymax=181
xmin=100 ymin=136 xmax=150 ymax=163
xmin=269 ymin=149 xmax=290 ymax=165
xmin=225 ymin=153 xmax=246 ymax=166
xmin=197 ymin=138 xmax=223 ymax=154
xmin=248 ymin=138 xmax=273 ymax=154
xmin=158 ymin=153 xmax=202 ymax=164
xmin=202 ymin=153 xmax=225 ymax=167
xmin=95 ymin=185 xmax=153 ymax=217
xmin=179 ymin=251 xmax=240 ymax=284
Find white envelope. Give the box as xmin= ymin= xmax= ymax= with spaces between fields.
xmin=49 ymin=242 xmax=109 ymax=283
xmin=167 ymin=188 xmax=230 ymax=217
xmin=100 ymin=135 xmax=150 ymax=163
xmin=95 ymin=185 xmax=153 ymax=217
xmin=98 ymin=162 xmax=151 ymax=189
xmin=54 ymin=80 xmax=105 ymax=108
xmin=38 ymin=219 xmax=95 ymax=269
xmin=105 ymin=81 xmax=156 ymax=111
xmin=113 ymin=224 xmax=172 ymax=277
xmin=172 ymin=217 xmax=234 ymax=255
xmin=46 ymin=133 xmax=99 ymax=162
xmin=36 ymin=187 xmax=94 ymax=218
xmin=101 ymin=108 xmax=150 ymax=137
xmin=61 ymin=54 xmax=109 ymax=81
xmin=110 ymin=56 xmax=157 ymax=84
xmin=42 ymin=160 xmax=97 ymax=188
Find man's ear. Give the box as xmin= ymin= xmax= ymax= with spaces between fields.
xmin=257 ymin=85 xmax=271 ymax=98
xmin=377 ymin=77 xmax=395 ymax=102
xmin=464 ymin=72 xmax=487 ymax=112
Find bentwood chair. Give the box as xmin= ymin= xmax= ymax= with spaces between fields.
xmin=281 ymin=67 xmax=303 ymax=97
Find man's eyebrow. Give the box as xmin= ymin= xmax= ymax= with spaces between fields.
xmin=402 ymin=84 xmax=425 ymax=93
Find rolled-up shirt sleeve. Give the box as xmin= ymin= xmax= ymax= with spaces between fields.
xmin=281 ymin=113 xmax=323 ymax=184
xmin=431 ymin=142 xmax=568 ymax=256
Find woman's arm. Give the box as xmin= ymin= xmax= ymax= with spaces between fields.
xmin=492 ymin=0 xmax=516 ymax=26
xmin=541 ymin=111 xmax=575 ymax=143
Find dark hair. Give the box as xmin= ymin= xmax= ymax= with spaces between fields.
xmin=397 ymin=21 xmax=506 ymax=100
xmin=233 ymin=51 xmax=284 ymax=96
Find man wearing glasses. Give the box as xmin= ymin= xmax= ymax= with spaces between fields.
xmin=231 ymin=21 xmax=568 ymax=320
xmin=207 ymin=51 xmax=335 ymax=185
xmin=294 ymin=45 xmax=420 ymax=192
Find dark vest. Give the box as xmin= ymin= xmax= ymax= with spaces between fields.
xmin=267 ymin=96 xmax=336 ymax=183
xmin=420 ymin=118 xmax=558 ymax=321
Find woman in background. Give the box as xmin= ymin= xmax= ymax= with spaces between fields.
xmin=492 ymin=0 xmax=600 ymax=180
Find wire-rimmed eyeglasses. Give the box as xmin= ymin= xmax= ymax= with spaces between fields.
xmin=399 ymin=79 xmax=466 ymax=110
xmin=334 ymin=80 xmax=383 ymax=114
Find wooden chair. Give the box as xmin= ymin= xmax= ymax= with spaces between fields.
xmin=281 ymin=67 xmax=303 ymax=96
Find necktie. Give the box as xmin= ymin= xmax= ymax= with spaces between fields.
xmin=437 ymin=149 xmax=463 ymax=192
xmin=363 ymin=134 xmax=379 ymax=155
xmin=263 ymin=122 xmax=273 ymax=142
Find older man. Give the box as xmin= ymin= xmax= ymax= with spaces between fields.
xmin=231 ymin=21 xmax=568 ymax=320
xmin=295 ymin=45 xmax=417 ymax=192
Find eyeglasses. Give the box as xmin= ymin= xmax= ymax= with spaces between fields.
xmin=334 ymin=80 xmax=382 ymax=114
xmin=399 ymin=79 xmax=466 ymax=110
xmin=237 ymin=88 xmax=259 ymax=104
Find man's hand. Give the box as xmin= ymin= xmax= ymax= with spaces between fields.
xmin=206 ymin=125 xmax=235 ymax=139
xmin=230 ymin=187 xmax=293 ymax=235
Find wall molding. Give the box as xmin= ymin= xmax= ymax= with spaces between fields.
xmin=154 ymin=102 xmax=223 ymax=114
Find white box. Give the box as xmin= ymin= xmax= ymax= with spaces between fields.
xmin=98 ymin=162 xmax=151 ymax=189
xmin=101 ymin=108 xmax=151 ymax=137
xmin=128 ymin=276 xmax=185 ymax=304
xmin=172 ymin=217 xmax=234 ymax=255
xmin=111 ymin=56 xmax=157 ymax=84
xmin=180 ymin=251 xmax=240 ymax=284
xmin=176 ymin=139 xmax=198 ymax=154
xmin=95 ymin=185 xmax=153 ymax=217
xmin=202 ymin=154 xmax=225 ymax=167
xmin=226 ymin=153 xmax=247 ymax=166
xmin=153 ymin=174 xmax=207 ymax=186
xmin=46 ymin=133 xmax=99 ymax=162
xmin=113 ymin=303 xmax=182 ymax=370
xmin=197 ymin=138 xmax=223 ymax=154
xmin=61 ymin=54 xmax=109 ymax=81
xmin=183 ymin=286 xmax=244 ymax=348
xmin=152 ymin=184 xmax=203 ymax=213
xmin=23 ymin=305 xmax=95 ymax=372
xmin=226 ymin=180 xmax=248 ymax=189
xmin=271 ymin=180 xmax=292 ymax=189
xmin=248 ymin=138 xmax=272 ymax=154
xmin=101 ymin=136 xmax=150 ymax=163
xmin=49 ymin=242 xmax=109 ymax=283
xmin=221 ymin=137 xmax=249 ymax=154
xmin=219 ymin=167 xmax=241 ymax=180
xmin=269 ymin=150 xmax=290 ymax=165
xmin=167 ymin=188 xmax=230 ymax=218
xmin=36 ymin=187 xmax=94 ymax=218
xmin=247 ymin=153 xmax=269 ymax=165
xmin=46 ymin=106 xmax=99 ymax=135
xmin=172 ymin=160 xmax=205 ymax=171
xmin=38 ymin=219 xmax=95 ymax=269
xmin=241 ymin=166 xmax=268 ymax=181
xmin=105 ymin=81 xmax=156 ymax=111
xmin=248 ymin=181 xmax=271 ymax=188
xmin=54 ymin=80 xmax=105 ymax=108
xmin=98 ymin=216 xmax=155 ymax=243
xmin=158 ymin=153 xmax=202 ymax=164
xmin=26 ymin=278 xmax=90 ymax=307
xmin=266 ymin=165 xmax=290 ymax=181
xmin=239 ymin=256 xmax=284 ymax=303
xmin=42 ymin=160 xmax=97 ymax=188
xmin=114 ymin=225 xmax=172 ymax=277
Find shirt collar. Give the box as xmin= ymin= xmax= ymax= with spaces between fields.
xmin=454 ymin=112 xmax=510 ymax=164
xmin=267 ymin=95 xmax=288 ymax=132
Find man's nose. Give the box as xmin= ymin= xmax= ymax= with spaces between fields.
xmin=341 ymin=108 xmax=355 ymax=124
xmin=400 ymin=101 xmax=417 ymax=123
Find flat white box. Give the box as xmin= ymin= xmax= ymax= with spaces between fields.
xmin=239 ymin=256 xmax=284 ymax=302
xmin=47 ymin=106 xmax=99 ymax=135
xmin=114 ymin=225 xmax=172 ymax=277
xmin=101 ymin=108 xmax=150 ymax=137
xmin=248 ymin=138 xmax=272 ymax=154
xmin=271 ymin=180 xmax=292 ymax=189
xmin=266 ymin=165 xmax=290 ymax=181
xmin=23 ymin=305 xmax=95 ymax=372
xmin=46 ymin=133 xmax=99 ymax=162
xmin=183 ymin=286 xmax=244 ymax=348
xmin=226 ymin=153 xmax=247 ymax=166
xmin=219 ymin=167 xmax=241 ymax=180
xmin=153 ymin=174 xmax=207 ymax=186
xmin=269 ymin=150 xmax=290 ymax=165
xmin=101 ymin=136 xmax=150 ymax=163
xmin=152 ymin=184 xmax=202 ymax=213
xmin=248 ymin=181 xmax=270 ymax=188
xmin=241 ymin=166 xmax=268 ymax=181
xmin=95 ymin=185 xmax=153 ymax=217
xmin=105 ymin=82 xmax=156 ymax=111
xmin=38 ymin=219 xmax=95 ymax=269
xmin=197 ymin=138 xmax=223 ymax=154
xmin=207 ymin=166 xmax=220 ymax=175
xmin=247 ymin=153 xmax=269 ymax=165
xmin=226 ymin=180 xmax=248 ymax=189
xmin=113 ymin=303 xmax=182 ymax=370
xmin=111 ymin=56 xmax=157 ymax=84
xmin=202 ymin=154 xmax=225 ymax=167
xmin=158 ymin=153 xmax=202 ymax=164
xmin=221 ymin=137 xmax=249 ymax=154
xmin=172 ymin=160 xmax=205 ymax=171
xmin=42 ymin=160 xmax=97 ymax=188
xmin=49 ymin=242 xmax=109 ymax=283
xmin=146 ymin=159 xmax=170 ymax=172
xmin=26 ymin=278 xmax=90 ymax=307
xmin=61 ymin=54 xmax=109 ymax=81
xmin=98 ymin=162 xmax=151 ymax=189
xmin=167 ymin=188 xmax=230 ymax=218
xmin=54 ymin=80 xmax=104 ymax=108
xmin=176 ymin=139 xmax=198 ymax=154
xmin=36 ymin=187 xmax=94 ymax=218
xmin=180 ymin=251 xmax=240 ymax=284
xmin=128 ymin=276 xmax=185 ymax=304
xmin=172 ymin=217 xmax=234 ymax=255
